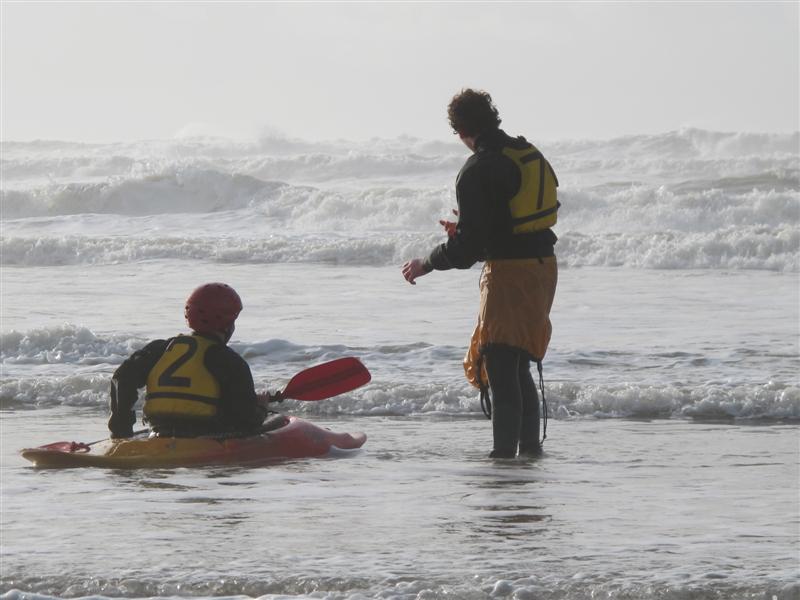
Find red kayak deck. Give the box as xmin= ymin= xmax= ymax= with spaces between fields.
xmin=21 ymin=416 xmax=366 ymax=469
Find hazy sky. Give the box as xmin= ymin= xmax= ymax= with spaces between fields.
xmin=2 ymin=2 xmax=798 ymax=143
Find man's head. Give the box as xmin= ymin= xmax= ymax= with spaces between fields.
xmin=185 ymin=282 xmax=243 ymax=342
xmin=447 ymin=89 xmax=502 ymax=144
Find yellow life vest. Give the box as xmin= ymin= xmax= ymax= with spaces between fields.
xmin=501 ymin=145 xmax=560 ymax=234
xmin=144 ymin=334 xmax=222 ymax=421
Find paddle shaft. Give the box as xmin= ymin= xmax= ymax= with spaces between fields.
xmin=88 ymin=428 xmax=149 ymax=446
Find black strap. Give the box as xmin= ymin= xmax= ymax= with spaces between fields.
xmin=510 ymin=201 xmax=561 ymax=226
xmin=476 ymin=350 xmax=492 ymax=419
xmin=537 ymin=360 xmax=548 ymax=444
xmin=145 ymin=391 xmax=221 ymax=406
xmin=537 ymin=158 xmax=546 ymax=209
xmin=520 ymin=151 xmax=542 ymax=164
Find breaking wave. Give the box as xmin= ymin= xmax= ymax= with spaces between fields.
xmin=3 ymin=128 xmax=797 ymax=272
xmin=3 ymin=325 xmax=797 ymax=421
xmin=3 ymin=226 xmax=797 ymax=271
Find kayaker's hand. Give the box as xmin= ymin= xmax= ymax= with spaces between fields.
xmin=402 ymin=258 xmax=432 ymax=285
xmin=257 ymin=392 xmax=283 ymax=405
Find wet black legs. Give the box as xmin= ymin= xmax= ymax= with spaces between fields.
xmin=484 ymin=345 xmax=540 ymax=458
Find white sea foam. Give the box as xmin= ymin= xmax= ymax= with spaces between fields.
xmin=4 ymin=578 xmax=797 ymax=600
xmin=3 ymin=226 xmax=797 ymax=270
xmin=2 ymin=168 xmax=289 ymax=218
xmin=4 ymin=374 xmax=797 ymax=420
xmin=3 ymin=128 xmax=797 ymax=182
xmin=3 ymin=129 xmax=797 ymax=271
xmin=0 ymin=323 xmax=142 ymax=365
xmin=2 ymin=325 xmax=796 ymax=420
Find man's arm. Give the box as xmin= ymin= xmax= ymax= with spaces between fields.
xmin=427 ymin=165 xmax=491 ymax=271
xmin=401 ymin=158 xmax=494 ymax=285
xmin=109 ymin=339 xmax=168 ymax=438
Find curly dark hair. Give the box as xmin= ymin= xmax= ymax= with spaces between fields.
xmin=447 ymin=89 xmax=501 ymax=137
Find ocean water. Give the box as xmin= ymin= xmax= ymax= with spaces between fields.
xmin=1 ymin=128 xmax=799 ymax=600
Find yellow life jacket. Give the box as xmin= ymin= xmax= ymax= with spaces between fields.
xmin=501 ymin=145 xmax=560 ymax=234
xmin=144 ymin=334 xmax=222 ymax=421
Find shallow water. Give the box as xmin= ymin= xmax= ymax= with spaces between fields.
xmin=2 ymin=412 xmax=798 ymax=600
xmin=3 ymin=264 xmax=798 ymax=426
xmin=3 ymin=264 xmax=799 ymax=599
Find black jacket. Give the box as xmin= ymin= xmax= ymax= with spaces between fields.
xmin=427 ymin=129 xmax=557 ymax=271
xmin=108 ymin=334 xmax=267 ymax=437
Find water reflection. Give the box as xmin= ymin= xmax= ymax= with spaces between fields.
xmin=437 ymin=462 xmax=553 ymax=543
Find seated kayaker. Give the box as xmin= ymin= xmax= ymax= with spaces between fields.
xmin=107 ymin=282 xmax=272 ymax=438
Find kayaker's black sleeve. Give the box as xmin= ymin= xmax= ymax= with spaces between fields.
xmin=427 ymin=158 xmax=495 ymax=271
xmin=109 ymin=339 xmax=169 ymax=438
xmin=205 ymin=345 xmax=268 ymax=433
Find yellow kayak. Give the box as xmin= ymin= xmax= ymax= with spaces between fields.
xmin=21 ymin=416 xmax=366 ymax=469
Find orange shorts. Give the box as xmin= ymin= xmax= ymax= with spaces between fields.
xmin=464 ymin=257 xmax=558 ymax=388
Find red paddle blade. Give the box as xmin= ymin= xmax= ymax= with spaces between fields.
xmin=282 ymin=357 xmax=371 ymax=401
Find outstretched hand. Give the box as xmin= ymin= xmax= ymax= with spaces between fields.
xmin=402 ymin=258 xmax=429 ymax=285
xmin=402 ymin=210 xmax=456 ymax=285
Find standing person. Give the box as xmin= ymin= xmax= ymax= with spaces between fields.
xmin=108 ymin=282 xmax=271 ymax=438
xmin=402 ymin=89 xmax=559 ymax=458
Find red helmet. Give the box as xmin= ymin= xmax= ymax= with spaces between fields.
xmin=184 ymin=283 xmax=243 ymax=334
